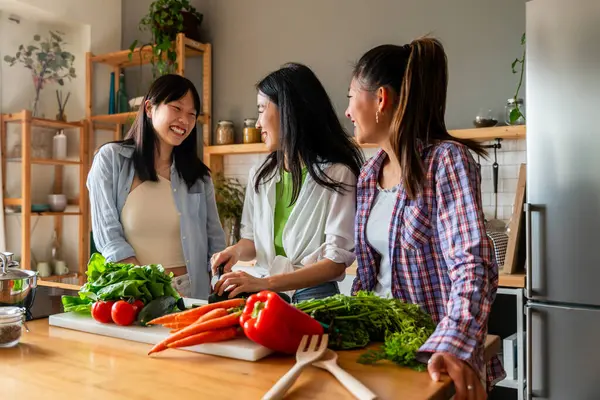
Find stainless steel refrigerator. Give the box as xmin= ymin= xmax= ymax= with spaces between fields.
xmin=526 ymin=0 xmax=600 ymax=399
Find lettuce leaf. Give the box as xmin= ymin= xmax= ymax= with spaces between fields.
xmin=61 ymin=253 xmax=180 ymax=315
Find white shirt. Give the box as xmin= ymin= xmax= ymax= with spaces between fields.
xmin=365 ymin=185 xmax=399 ymax=298
xmin=240 ymin=163 xmax=357 ymax=283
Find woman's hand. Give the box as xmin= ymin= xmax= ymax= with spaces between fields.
xmin=210 ymin=246 xmax=241 ymax=275
xmin=427 ymin=352 xmax=486 ymax=400
xmin=214 ymin=271 xmax=269 ymax=298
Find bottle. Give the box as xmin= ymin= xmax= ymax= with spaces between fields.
xmin=52 ymin=130 xmax=67 ymax=160
xmin=116 ymin=73 xmax=129 ymax=114
xmin=108 ymin=72 xmax=115 ymax=114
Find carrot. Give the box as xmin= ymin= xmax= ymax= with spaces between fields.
xmin=147 ymin=298 xmax=245 ymax=325
xmin=163 ymin=322 xmax=192 ymax=330
xmin=167 ymin=327 xmax=238 ymax=349
xmin=195 ymin=308 xmax=228 ymax=323
xmin=165 ymin=309 xmax=228 ymax=331
xmin=148 ymin=312 xmax=241 ymax=355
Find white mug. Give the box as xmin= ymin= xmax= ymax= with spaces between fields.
xmin=36 ymin=262 xmax=52 ymax=277
xmin=53 ymin=260 xmax=69 ymax=275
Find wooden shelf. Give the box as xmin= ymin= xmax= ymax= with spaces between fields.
xmin=90 ymin=36 xmax=207 ymax=68
xmin=204 ymin=125 xmax=527 ymax=156
xmin=3 ymin=197 xmax=79 ymax=207
xmin=450 ymin=125 xmax=526 ymax=141
xmin=6 ymin=158 xmax=82 ymax=166
xmin=1 ymin=109 xmax=89 ymax=272
xmin=5 ymin=210 xmax=82 ymax=216
xmin=498 ymin=273 xmax=526 ymax=288
xmin=91 ymin=111 xmax=207 ymax=126
xmin=3 ymin=112 xmax=84 ymax=129
xmin=39 ymin=272 xmax=80 ymax=282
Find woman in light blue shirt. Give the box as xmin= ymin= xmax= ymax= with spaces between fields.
xmin=87 ymin=74 xmax=226 ymax=300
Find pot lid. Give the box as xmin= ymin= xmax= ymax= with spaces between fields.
xmin=0 ymin=267 xmax=37 ymax=281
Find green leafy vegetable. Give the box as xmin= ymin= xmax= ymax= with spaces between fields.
xmin=61 ymin=253 xmax=180 ymax=314
xmin=296 ymin=291 xmax=436 ymax=370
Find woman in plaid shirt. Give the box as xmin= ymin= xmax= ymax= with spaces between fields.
xmin=345 ymin=37 xmax=505 ymax=399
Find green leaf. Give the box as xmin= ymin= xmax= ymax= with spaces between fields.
xmin=521 ymin=32 xmax=526 ymax=45
xmin=37 ymin=53 xmax=47 ymax=62
xmin=34 ymin=34 xmax=41 ymax=41
xmin=511 ymin=58 xmax=519 ymax=74
xmin=509 ymin=108 xmax=522 ymax=123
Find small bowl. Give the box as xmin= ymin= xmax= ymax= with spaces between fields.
xmin=0 ymin=307 xmax=25 ymax=348
xmin=31 ymin=204 xmax=49 ymax=213
xmin=47 ymin=194 xmax=67 ymax=212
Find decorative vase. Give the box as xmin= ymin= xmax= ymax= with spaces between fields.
xmin=56 ymin=112 xmax=67 ymax=122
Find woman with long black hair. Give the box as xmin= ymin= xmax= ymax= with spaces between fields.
xmin=212 ymin=62 xmax=364 ymax=302
xmin=87 ymin=74 xmax=226 ymax=300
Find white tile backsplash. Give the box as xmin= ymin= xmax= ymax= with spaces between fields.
xmin=221 ymin=139 xmax=526 ymax=224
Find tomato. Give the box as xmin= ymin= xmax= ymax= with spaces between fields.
xmin=91 ymin=300 xmax=115 ymax=323
xmin=111 ymin=300 xmax=136 ymax=326
xmin=132 ymin=299 xmax=145 ymax=314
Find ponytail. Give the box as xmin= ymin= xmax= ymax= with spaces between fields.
xmin=354 ymin=37 xmax=486 ymax=200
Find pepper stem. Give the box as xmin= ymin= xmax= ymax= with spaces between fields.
xmin=252 ymin=301 xmax=266 ymax=319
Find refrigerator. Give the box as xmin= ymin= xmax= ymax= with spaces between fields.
xmin=526 ymin=0 xmax=600 ymax=399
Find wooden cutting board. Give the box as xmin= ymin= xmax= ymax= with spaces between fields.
xmin=48 ymin=299 xmax=272 ymax=362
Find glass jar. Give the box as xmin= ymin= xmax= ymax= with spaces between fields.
xmin=505 ymin=98 xmax=525 ymax=125
xmin=215 ymin=120 xmax=235 ymax=145
xmin=0 ymin=307 xmax=24 ymax=348
xmin=242 ymin=118 xmax=261 ymax=144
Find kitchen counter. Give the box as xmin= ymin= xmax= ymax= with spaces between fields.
xmin=1 ymin=319 xmax=499 ymax=400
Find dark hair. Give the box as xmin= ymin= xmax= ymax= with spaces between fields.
xmin=254 ymin=62 xmax=364 ymax=204
xmin=353 ymin=37 xmax=486 ymax=199
xmin=113 ymin=74 xmax=209 ymax=189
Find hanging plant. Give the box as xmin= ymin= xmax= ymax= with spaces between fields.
xmin=3 ymin=31 xmax=76 ymax=117
xmin=128 ymin=0 xmax=203 ymax=79
xmin=509 ymin=33 xmax=526 ymax=124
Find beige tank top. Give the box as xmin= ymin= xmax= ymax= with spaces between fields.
xmin=121 ymin=176 xmax=185 ymax=269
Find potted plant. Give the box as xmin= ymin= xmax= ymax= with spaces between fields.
xmin=128 ymin=0 xmax=203 ymax=79
xmin=3 ymin=31 xmax=76 ymax=117
xmin=214 ymin=174 xmax=245 ymax=246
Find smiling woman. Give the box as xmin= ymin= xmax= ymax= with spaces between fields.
xmin=86 ymin=74 xmax=226 ymax=300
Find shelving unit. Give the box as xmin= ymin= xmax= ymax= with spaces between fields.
xmin=85 ymin=33 xmax=212 ymax=148
xmin=0 ymin=110 xmax=89 ymax=284
xmin=203 ymin=125 xmax=527 ymax=175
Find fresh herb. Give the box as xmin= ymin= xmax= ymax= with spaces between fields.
xmin=61 ymin=253 xmax=180 ymax=314
xmin=296 ymin=291 xmax=436 ymax=370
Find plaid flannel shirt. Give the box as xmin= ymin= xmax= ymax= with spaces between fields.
xmin=352 ymin=141 xmax=506 ymax=389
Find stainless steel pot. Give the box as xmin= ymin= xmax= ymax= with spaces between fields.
xmin=0 ymin=252 xmax=38 ymax=319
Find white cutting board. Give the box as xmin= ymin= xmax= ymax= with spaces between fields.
xmin=48 ymin=298 xmax=273 ymax=362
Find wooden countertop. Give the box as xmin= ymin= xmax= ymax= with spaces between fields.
xmin=0 ymin=319 xmax=499 ymax=400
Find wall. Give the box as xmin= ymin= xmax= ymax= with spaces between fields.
xmin=1 ymin=0 xmax=121 ymax=275
xmin=120 ymin=0 xmax=526 ymax=223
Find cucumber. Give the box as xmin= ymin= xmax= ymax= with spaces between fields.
xmin=137 ymin=295 xmax=176 ymax=326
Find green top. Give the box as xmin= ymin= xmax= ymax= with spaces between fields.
xmin=273 ymin=168 xmax=308 ymax=257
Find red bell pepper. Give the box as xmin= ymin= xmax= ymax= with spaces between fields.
xmin=240 ymin=290 xmax=323 ymax=354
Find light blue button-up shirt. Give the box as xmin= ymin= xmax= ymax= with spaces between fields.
xmin=86 ymin=143 xmax=226 ymax=300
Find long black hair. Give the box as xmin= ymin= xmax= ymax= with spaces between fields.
xmin=254 ymin=62 xmax=364 ymax=204
xmin=353 ymin=38 xmax=486 ymax=199
xmin=114 ymin=74 xmax=209 ymax=188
